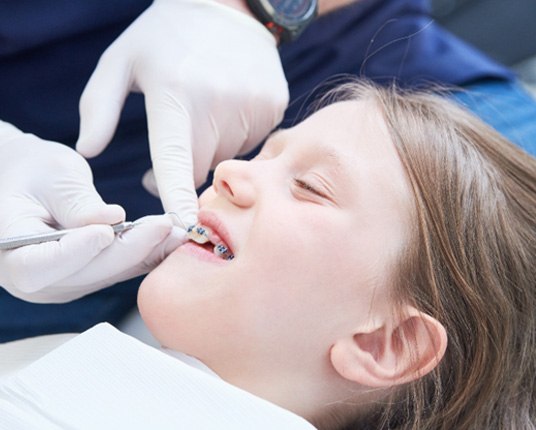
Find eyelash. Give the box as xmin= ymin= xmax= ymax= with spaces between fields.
xmin=293 ymin=178 xmax=325 ymax=198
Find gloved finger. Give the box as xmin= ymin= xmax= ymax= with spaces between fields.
xmin=142 ymin=169 xmax=160 ymax=197
xmin=236 ymin=84 xmax=289 ymax=158
xmin=144 ymin=94 xmax=201 ymax=226
xmin=50 ymin=189 xmax=126 ymax=229
xmin=54 ymin=214 xmax=180 ymax=288
xmin=1 ymin=224 xmax=115 ymax=296
xmin=237 ymin=103 xmax=285 ymax=157
xmin=76 ymin=50 xmax=131 ymax=158
xmin=61 ymin=224 xmax=187 ymax=294
xmin=34 ymin=147 xmax=127 ymax=228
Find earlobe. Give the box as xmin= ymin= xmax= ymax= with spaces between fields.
xmin=330 ymin=307 xmax=447 ymax=388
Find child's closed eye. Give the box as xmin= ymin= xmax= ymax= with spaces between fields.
xmin=293 ymin=178 xmax=326 ymax=199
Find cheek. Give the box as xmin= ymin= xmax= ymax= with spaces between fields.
xmin=253 ymin=215 xmax=347 ymax=284
xmin=251 ymin=223 xmax=369 ymax=317
xmin=240 ymin=228 xmax=350 ymax=314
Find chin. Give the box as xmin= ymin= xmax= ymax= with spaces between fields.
xmin=138 ymin=280 xmax=180 ymax=349
xmin=137 ymin=273 xmax=162 ymax=340
xmin=137 ymin=265 xmax=212 ymax=352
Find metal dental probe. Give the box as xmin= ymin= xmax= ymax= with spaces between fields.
xmin=166 ymin=212 xmax=191 ymax=231
xmin=0 ymin=222 xmax=137 ymax=251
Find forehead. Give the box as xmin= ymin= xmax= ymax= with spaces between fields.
xmin=299 ymin=99 xmax=388 ymax=150
xmin=284 ymin=100 xmax=406 ymax=182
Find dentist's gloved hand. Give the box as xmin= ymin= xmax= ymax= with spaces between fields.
xmin=77 ymin=0 xmax=288 ymax=226
xmin=0 ymin=122 xmax=186 ymax=303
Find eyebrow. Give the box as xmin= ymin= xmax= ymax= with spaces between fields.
xmin=298 ymin=135 xmax=345 ymax=171
xmin=312 ymin=142 xmax=343 ymax=168
xmin=265 ymin=130 xmax=345 ymax=172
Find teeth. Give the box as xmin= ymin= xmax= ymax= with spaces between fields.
xmin=213 ymin=244 xmax=234 ymax=261
xmin=187 ymin=225 xmax=210 ymax=244
xmin=187 ymin=224 xmax=235 ymax=261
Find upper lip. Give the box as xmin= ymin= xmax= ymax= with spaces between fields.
xmin=197 ymin=211 xmax=235 ymax=255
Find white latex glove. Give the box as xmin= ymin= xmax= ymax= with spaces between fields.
xmin=0 ymin=122 xmax=186 ymax=303
xmin=77 ymin=0 xmax=288 ymax=226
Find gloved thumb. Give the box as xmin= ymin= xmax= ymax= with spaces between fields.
xmin=48 ymin=181 xmax=126 ymax=229
xmin=63 ymin=201 xmax=126 ymax=228
xmin=76 ymin=52 xmax=131 ymax=158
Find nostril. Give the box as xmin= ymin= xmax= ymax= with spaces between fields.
xmin=221 ymin=180 xmax=234 ymax=198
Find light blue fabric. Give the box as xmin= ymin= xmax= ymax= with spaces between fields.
xmin=452 ymin=79 xmax=536 ymax=157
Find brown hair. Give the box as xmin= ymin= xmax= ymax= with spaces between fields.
xmin=327 ymin=81 xmax=536 ymax=429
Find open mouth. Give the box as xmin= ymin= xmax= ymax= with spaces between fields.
xmin=186 ymin=224 xmax=234 ymax=261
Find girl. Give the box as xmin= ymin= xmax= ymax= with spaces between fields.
xmin=139 ymin=81 xmax=536 ymax=429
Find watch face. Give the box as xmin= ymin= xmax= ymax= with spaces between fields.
xmin=265 ymin=0 xmax=316 ymax=26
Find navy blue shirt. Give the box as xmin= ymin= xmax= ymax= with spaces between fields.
xmin=0 ymin=0 xmax=515 ymax=341
xmin=279 ymin=0 xmax=512 ymax=125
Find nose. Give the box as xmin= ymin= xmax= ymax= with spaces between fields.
xmin=212 ymin=159 xmax=257 ymax=208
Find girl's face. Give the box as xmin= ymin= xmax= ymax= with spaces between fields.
xmin=139 ymin=100 xmax=411 ymax=397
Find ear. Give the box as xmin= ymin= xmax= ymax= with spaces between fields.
xmin=329 ymin=306 xmax=447 ymax=388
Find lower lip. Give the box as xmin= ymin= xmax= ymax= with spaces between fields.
xmin=177 ymin=241 xmax=227 ymax=264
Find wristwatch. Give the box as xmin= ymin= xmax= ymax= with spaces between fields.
xmin=245 ymin=0 xmax=318 ymax=43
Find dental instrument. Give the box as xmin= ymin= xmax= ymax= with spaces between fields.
xmin=166 ymin=211 xmax=189 ymax=230
xmin=0 ymin=222 xmax=136 ymax=251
